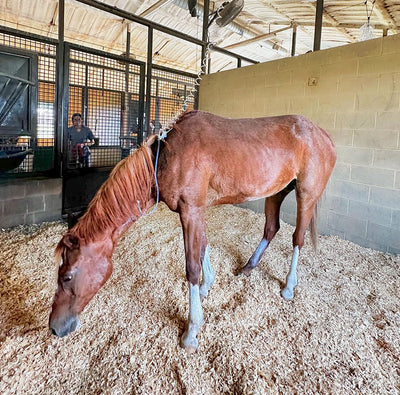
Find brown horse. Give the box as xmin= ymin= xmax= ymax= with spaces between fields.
xmin=49 ymin=110 xmax=336 ymax=353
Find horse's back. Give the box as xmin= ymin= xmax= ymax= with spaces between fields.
xmin=158 ymin=111 xmax=336 ymax=208
xmin=172 ymin=111 xmax=332 ymax=150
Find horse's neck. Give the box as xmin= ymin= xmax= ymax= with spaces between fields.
xmin=109 ymin=197 xmax=156 ymax=244
xmin=111 ymin=218 xmax=135 ymax=244
xmin=76 ymin=143 xmax=156 ymax=244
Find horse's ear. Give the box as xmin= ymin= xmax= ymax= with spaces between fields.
xmin=62 ymin=233 xmax=80 ymax=250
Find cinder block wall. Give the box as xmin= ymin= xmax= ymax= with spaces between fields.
xmin=199 ymin=34 xmax=400 ymax=254
xmin=0 ymin=178 xmax=62 ymax=228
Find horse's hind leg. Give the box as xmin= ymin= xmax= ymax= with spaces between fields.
xmin=281 ymin=245 xmax=300 ymax=300
xmin=281 ymin=189 xmax=318 ymax=300
xmin=239 ymin=182 xmax=295 ymax=276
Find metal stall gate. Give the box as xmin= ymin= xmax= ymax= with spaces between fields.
xmin=63 ymin=45 xmax=198 ymax=218
xmin=0 ymin=28 xmax=198 ymax=221
xmin=149 ymin=65 xmax=196 ymax=133
xmin=0 ymin=30 xmax=57 ymax=176
xmin=62 ymin=44 xmax=146 ymax=216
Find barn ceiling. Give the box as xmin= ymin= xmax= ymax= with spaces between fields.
xmin=1 ymin=0 xmax=399 ymax=74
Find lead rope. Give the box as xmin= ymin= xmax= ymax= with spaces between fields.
xmin=138 ymin=5 xmax=224 ymax=216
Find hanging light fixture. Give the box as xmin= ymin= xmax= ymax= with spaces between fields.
xmin=359 ymin=0 xmax=376 ymax=41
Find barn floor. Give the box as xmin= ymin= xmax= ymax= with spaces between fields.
xmin=0 ymin=203 xmax=399 ymax=394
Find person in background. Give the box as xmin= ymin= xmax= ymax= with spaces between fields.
xmin=67 ymin=113 xmax=95 ymax=168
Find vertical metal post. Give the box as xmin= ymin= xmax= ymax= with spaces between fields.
xmin=291 ymin=24 xmax=297 ymax=56
xmin=137 ymin=64 xmax=145 ymax=146
xmin=201 ymin=0 xmax=210 ymax=74
xmin=55 ymin=0 xmax=65 ymax=176
xmin=195 ymin=0 xmax=209 ymax=110
xmin=145 ymin=26 xmax=153 ymax=137
xmin=83 ymin=65 xmax=88 ymax=120
xmin=154 ymin=80 xmax=160 ymax=132
xmin=60 ymin=44 xmax=70 ymax=214
xmin=123 ymin=25 xmax=131 ymax=146
xmin=313 ymin=0 xmax=324 ymax=52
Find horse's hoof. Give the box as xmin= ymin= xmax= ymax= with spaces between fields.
xmin=180 ymin=339 xmax=198 ymax=354
xmin=236 ymin=267 xmax=252 ymax=277
xmin=199 ymin=289 xmax=208 ymax=301
xmin=182 ymin=343 xmax=198 ymax=354
xmin=181 ymin=332 xmax=198 ymax=354
xmin=281 ymin=287 xmax=294 ymax=300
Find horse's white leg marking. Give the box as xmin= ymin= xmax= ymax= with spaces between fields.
xmin=181 ymin=283 xmax=203 ymax=352
xmin=251 ymin=238 xmax=268 ymax=264
xmin=199 ymin=245 xmax=214 ymax=299
xmin=281 ymin=245 xmax=299 ymax=300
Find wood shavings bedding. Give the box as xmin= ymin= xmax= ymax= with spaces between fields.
xmin=0 ymin=203 xmax=399 ymax=394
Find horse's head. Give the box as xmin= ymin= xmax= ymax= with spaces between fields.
xmin=49 ymin=232 xmax=113 ymax=337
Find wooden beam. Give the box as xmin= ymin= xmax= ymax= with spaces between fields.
xmin=262 ymin=20 xmax=399 ymax=32
xmin=373 ymin=0 xmax=398 ymax=30
xmin=139 ymin=0 xmax=172 ymax=18
xmin=223 ymin=25 xmax=293 ymax=50
xmin=237 ymin=2 xmax=319 ymax=44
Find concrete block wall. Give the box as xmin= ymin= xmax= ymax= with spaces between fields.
xmin=199 ymin=34 xmax=400 ymax=254
xmin=0 ymin=178 xmax=62 ymax=228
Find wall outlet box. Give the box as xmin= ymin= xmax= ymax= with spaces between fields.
xmin=308 ymin=77 xmax=318 ymax=86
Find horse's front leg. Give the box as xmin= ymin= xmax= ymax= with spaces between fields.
xmin=181 ymin=282 xmax=203 ymax=353
xmin=179 ymin=206 xmax=206 ymax=353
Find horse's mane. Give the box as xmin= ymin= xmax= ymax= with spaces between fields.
xmin=68 ymin=136 xmax=156 ymax=244
xmin=174 ymin=109 xmax=198 ymax=124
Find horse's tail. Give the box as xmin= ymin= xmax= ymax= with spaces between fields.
xmin=309 ymin=202 xmax=318 ymax=252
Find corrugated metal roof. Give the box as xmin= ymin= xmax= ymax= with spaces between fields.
xmin=0 ymin=0 xmax=399 ymax=73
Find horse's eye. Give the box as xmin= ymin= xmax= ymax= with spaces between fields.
xmin=63 ymin=274 xmax=73 ymax=282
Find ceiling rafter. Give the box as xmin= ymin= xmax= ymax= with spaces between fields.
xmin=109 ymin=19 xmax=129 ymax=51
xmin=302 ymin=1 xmax=357 ymax=43
xmin=47 ymin=3 xmax=59 ymax=37
xmin=264 ymin=20 xmax=398 ymax=31
xmin=139 ymin=0 xmax=173 ymax=18
xmin=251 ymin=1 xmax=314 ymax=41
xmin=223 ymin=24 xmax=293 ymax=50
xmin=373 ymin=0 xmax=399 ymax=31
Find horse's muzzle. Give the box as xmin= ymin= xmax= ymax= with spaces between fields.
xmin=49 ymin=315 xmax=80 ymax=337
